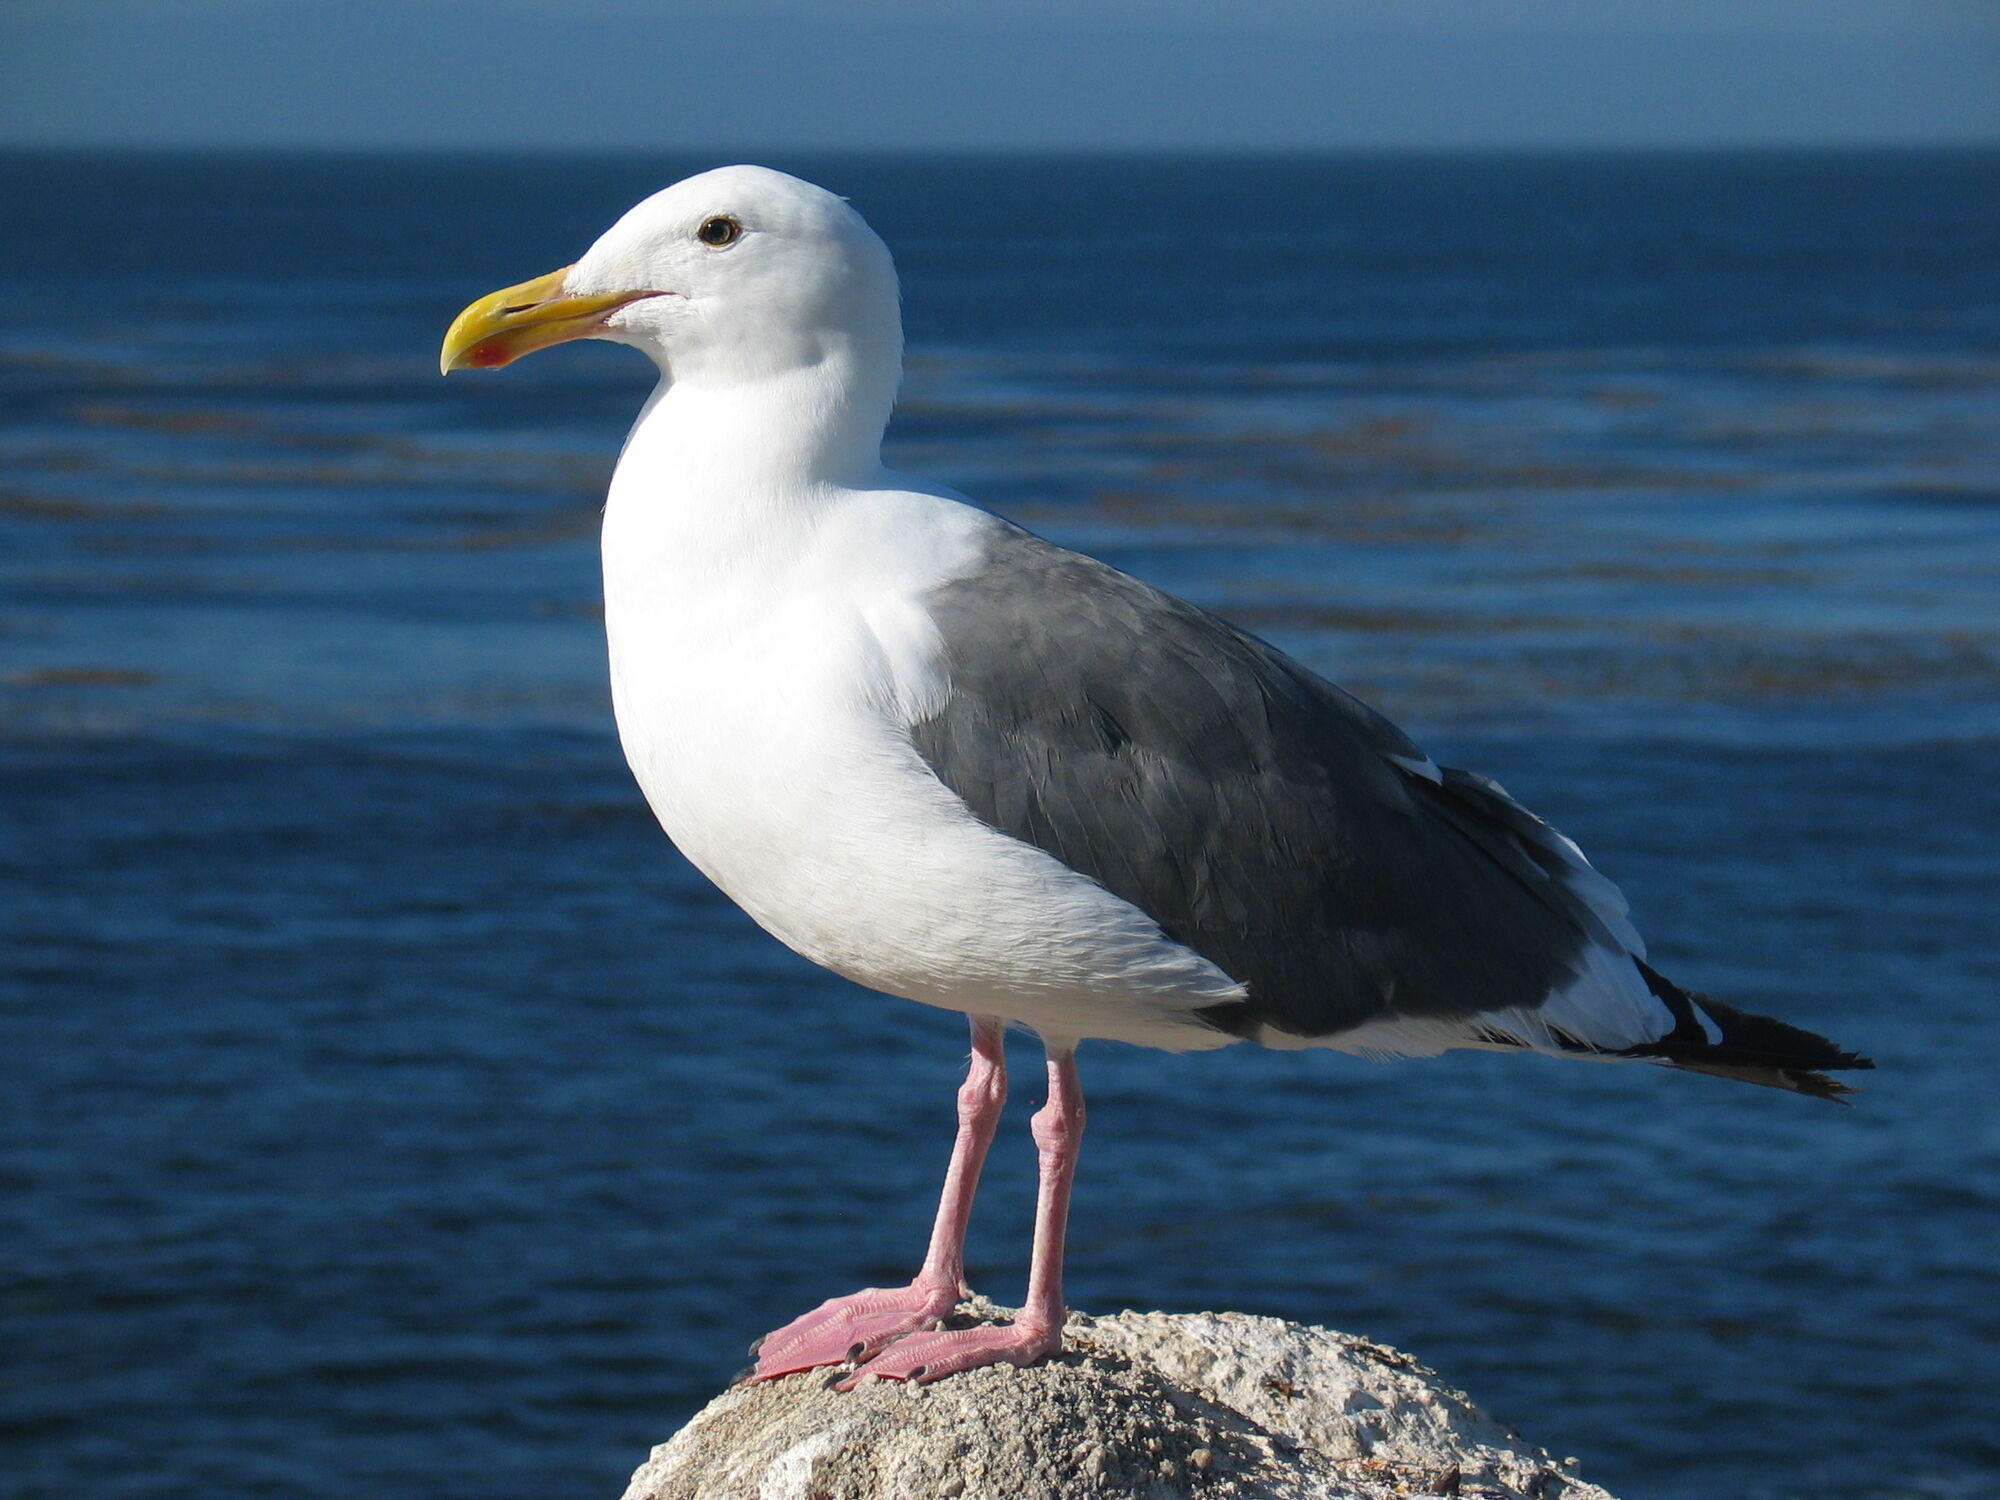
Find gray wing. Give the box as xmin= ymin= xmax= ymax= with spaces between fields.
xmin=909 ymin=522 xmax=1628 ymax=1043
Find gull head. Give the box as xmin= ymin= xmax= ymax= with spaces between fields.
xmin=440 ymin=165 xmax=901 ymax=390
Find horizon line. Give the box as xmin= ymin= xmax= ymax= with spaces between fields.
xmin=4 ymin=138 xmax=1998 ymax=160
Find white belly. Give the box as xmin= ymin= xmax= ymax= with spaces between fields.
xmin=600 ymin=494 xmax=1242 ymax=1051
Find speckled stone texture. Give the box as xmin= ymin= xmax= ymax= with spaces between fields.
xmin=619 ymin=1301 xmax=1617 ymax=1500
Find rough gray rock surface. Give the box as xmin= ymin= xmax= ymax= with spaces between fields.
xmin=620 ymin=1300 xmax=1617 ymax=1500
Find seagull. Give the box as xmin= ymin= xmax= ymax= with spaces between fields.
xmin=439 ymin=165 xmax=1871 ymax=1388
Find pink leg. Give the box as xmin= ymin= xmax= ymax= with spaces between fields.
xmin=748 ymin=1016 xmax=1008 ymax=1380
xmin=838 ymin=1041 xmax=1084 ymax=1387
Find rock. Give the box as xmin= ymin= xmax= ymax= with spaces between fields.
xmin=619 ymin=1299 xmax=1617 ymax=1500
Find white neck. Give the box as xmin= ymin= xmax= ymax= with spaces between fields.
xmin=618 ymin=325 xmax=897 ymax=486
xmin=601 ymin=358 xmax=903 ymax=623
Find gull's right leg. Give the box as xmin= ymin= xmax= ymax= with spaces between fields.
xmin=747 ymin=1015 xmax=1007 ymax=1381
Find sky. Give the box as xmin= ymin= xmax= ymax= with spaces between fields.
xmin=2 ymin=0 xmax=1997 ymax=152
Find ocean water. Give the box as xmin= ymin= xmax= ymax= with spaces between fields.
xmin=1 ymin=150 xmax=1996 ymax=1500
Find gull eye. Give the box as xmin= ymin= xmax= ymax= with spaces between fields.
xmin=697 ymin=216 xmax=742 ymax=248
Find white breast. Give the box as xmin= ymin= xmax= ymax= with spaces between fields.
xmin=599 ymin=473 xmax=1243 ymax=1051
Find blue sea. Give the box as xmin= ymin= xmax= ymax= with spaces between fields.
xmin=2 ymin=150 xmax=1997 ymax=1500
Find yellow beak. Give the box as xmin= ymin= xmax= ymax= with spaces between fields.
xmin=439 ymin=266 xmax=660 ymax=375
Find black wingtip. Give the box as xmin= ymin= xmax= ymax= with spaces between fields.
xmin=1626 ymin=961 xmax=1873 ymax=1103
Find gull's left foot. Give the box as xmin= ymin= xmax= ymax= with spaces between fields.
xmin=834 ymin=1317 xmax=1061 ymax=1388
